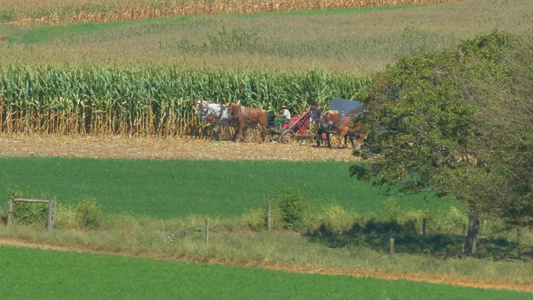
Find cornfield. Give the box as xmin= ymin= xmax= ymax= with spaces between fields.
xmin=2 ymin=0 xmax=466 ymax=25
xmin=0 ymin=66 xmax=370 ymax=136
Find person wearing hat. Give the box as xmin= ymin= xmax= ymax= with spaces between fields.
xmin=277 ymin=105 xmax=291 ymax=124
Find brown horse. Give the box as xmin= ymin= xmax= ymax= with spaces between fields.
xmin=226 ymin=103 xmax=268 ymax=142
xmin=320 ymin=110 xmax=365 ymax=148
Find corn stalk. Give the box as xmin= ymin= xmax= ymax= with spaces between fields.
xmin=0 ymin=65 xmax=370 ymax=136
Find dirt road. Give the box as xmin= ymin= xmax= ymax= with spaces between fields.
xmin=0 ymin=134 xmax=357 ymax=161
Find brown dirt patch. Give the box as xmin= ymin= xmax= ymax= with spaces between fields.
xmin=0 ymin=133 xmax=358 ymax=161
xmin=0 ymin=237 xmax=531 ymax=293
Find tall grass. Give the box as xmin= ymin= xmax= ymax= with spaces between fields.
xmin=1 ymin=200 xmax=531 ymax=287
xmin=1 ymin=185 xmax=530 ymax=287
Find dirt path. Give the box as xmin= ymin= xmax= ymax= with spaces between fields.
xmin=0 ymin=237 xmax=531 ymax=293
xmin=0 ymin=134 xmax=357 ymax=161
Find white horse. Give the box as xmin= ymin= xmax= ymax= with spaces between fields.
xmin=194 ymin=100 xmax=233 ymax=141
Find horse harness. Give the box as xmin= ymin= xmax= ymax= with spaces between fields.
xmin=321 ymin=111 xmax=359 ymax=133
xmin=202 ymin=103 xmax=228 ymax=122
xmin=230 ymin=105 xmax=262 ymax=124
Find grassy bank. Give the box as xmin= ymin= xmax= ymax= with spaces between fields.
xmin=1 ymin=187 xmax=531 ymax=293
xmin=0 ymin=210 xmax=531 ymax=292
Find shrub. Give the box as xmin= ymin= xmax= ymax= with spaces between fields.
xmin=277 ymin=188 xmax=307 ymax=230
xmin=74 ymin=198 xmax=103 ymax=230
xmin=54 ymin=203 xmax=77 ymax=229
xmin=380 ymin=197 xmax=402 ymax=223
xmin=318 ymin=203 xmax=358 ymax=234
xmin=241 ymin=208 xmax=266 ymax=231
xmin=56 ymin=198 xmax=104 ymax=230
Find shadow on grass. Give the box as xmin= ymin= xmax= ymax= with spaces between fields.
xmin=305 ymin=219 xmax=532 ymax=260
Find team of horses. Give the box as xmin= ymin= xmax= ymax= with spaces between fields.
xmin=194 ymin=100 xmax=268 ymax=142
xmin=194 ymin=100 xmax=365 ymax=148
xmin=310 ymin=106 xmax=366 ymax=148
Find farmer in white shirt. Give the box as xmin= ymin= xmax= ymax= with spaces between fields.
xmin=277 ymin=105 xmax=292 ymax=124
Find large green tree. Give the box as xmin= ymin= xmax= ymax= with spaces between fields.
xmin=470 ymin=35 xmax=533 ymax=255
xmin=351 ymin=31 xmax=532 ymax=254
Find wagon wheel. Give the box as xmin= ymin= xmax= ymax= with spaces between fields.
xmin=281 ymin=130 xmax=295 ymax=143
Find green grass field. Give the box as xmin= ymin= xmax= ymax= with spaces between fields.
xmin=0 ymin=157 xmax=455 ymax=218
xmin=1 ymin=246 xmax=530 ymax=300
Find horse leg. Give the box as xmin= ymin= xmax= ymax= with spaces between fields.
xmin=203 ymin=123 xmax=212 ymax=139
xmin=242 ymin=126 xmax=248 ymax=142
xmin=326 ymin=133 xmax=331 ymax=148
xmin=346 ymin=135 xmax=353 ymax=148
xmin=215 ymin=124 xmax=221 ymax=141
xmin=261 ymin=123 xmax=269 ymax=142
xmin=350 ymin=131 xmax=361 ymax=148
xmin=230 ymin=121 xmax=238 ymax=141
xmin=343 ymin=130 xmax=352 ymax=148
xmin=239 ymin=121 xmax=246 ymax=142
xmin=224 ymin=123 xmax=232 ymax=141
xmin=339 ymin=131 xmax=346 ymax=148
xmin=360 ymin=133 xmax=366 ymax=146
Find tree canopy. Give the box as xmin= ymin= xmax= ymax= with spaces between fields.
xmin=351 ymin=30 xmax=532 ymax=252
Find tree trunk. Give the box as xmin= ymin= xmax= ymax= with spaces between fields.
xmin=465 ymin=217 xmax=480 ymax=255
xmin=517 ymin=226 xmax=522 ymax=259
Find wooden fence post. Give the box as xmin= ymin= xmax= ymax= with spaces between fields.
xmin=422 ymin=218 xmax=427 ymax=239
xmin=266 ymin=194 xmax=271 ymax=231
xmin=205 ymin=219 xmax=209 ymax=250
xmin=420 ymin=217 xmax=427 ymax=251
xmin=389 ymin=237 xmax=395 ymax=261
xmin=46 ymin=200 xmax=54 ymax=231
xmin=461 ymin=224 xmax=466 ymax=255
xmin=7 ymin=198 xmax=13 ymax=228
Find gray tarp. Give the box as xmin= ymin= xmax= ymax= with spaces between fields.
xmin=329 ymin=98 xmax=367 ymax=116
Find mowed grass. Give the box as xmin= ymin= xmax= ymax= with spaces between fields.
xmin=0 ymin=157 xmax=453 ymax=218
xmin=1 ymin=246 xmax=531 ymax=300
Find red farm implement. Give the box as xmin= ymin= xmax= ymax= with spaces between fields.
xmin=267 ymin=108 xmax=316 ymax=143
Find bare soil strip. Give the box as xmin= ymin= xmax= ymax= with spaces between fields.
xmin=0 ymin=134 xmax=357 ymax=161
xmin=0 ymin=237 xmax=531 ymax=293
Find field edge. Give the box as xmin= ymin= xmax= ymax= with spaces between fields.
xmin=0 ymin=236 xmax=531 ymax=294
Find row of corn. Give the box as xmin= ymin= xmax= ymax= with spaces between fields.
xmin=0 ymin=65 xmax=370 ymax=136
xmin=4 ymin=0 xmax=464 ymax=25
